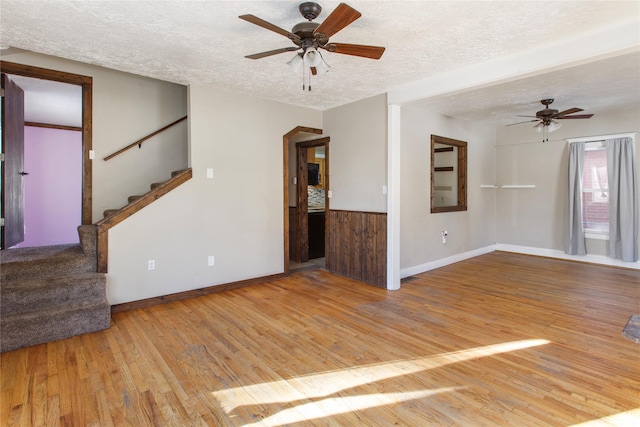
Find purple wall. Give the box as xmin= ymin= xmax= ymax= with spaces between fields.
xmin=16 ymin=126 xmax=82 ymax=247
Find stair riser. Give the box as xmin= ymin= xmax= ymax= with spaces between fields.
xmin=1 ymin=257 xmax=95 ymax=282
xmin=1 ymin=302 xmax=111 ymax=353
xmin=1 ymin=276 xmax=107 ymax=316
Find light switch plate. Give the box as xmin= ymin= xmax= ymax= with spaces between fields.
xmin=206 ymin=168 xmax=214 ymax=179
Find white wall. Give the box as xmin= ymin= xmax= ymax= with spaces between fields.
xmin=3 ymin=52 xmax=188 ymax=222
xmin=400 ymin=106 xmax=497 ymax=271
xmin=107 ymin=86 xmax=321 ymax=304
xmin=495 ymin=107 xmax=640 ymax=257
xmin=322 ymin=94 xmax=388 ymax=212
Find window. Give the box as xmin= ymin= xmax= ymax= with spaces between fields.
xmin=581 ymin=142 xmax=609 ymax=238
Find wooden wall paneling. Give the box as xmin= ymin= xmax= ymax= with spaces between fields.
xmin=327 ymin=210 xmax=387 ymax=288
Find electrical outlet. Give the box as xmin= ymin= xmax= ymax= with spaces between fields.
xmin=148 ymin=260 xmax=156 ymax=270
xmin=442 ymin=230 xmax=448 ymax=244
xmin=208 ymin=255 xmax=215 ymax=266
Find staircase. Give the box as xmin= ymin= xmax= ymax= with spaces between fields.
xmin=0 ymin=225 xmax=110 ymax=353
xmin=0 ymin=168 xmax=193 ymax=352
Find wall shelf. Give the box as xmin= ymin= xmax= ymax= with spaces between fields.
xmin=481 ymin=184 xmax=536 ymax=189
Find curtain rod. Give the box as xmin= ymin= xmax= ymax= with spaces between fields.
xmin=566 ymin=132 xmax=637 ymax=143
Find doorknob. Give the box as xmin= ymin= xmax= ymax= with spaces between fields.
xmin=19 ymin=171 xmax=29 ymax=176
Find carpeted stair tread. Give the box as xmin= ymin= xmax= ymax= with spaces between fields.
xmin=1 ymin=299 xmax=111 ymax=353
xmin=0 ymin=243 xmax=82 ymax=263
xmin=1 ymin=245 xmax=95 ymax=281
xmin=1 ymin=273 xmax=107 ymax=316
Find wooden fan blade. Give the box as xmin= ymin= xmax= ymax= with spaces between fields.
xmin=558 ymin=114 xmax=594 ymax=119
xmin=555 ymin=107 xmax=583 ymax=117
xmin=314 ymin=3 xmax=361 ymax=40
xmin=516 ymin=115 xmax=538 ymax=118
xmin=328 ymin=43 xmax=385 ymax=59
xmin=239 ymin=15 xmax=301 ymax=43
xmin=506 ymin=119 xmax=539 ymax=127
xmin=245 ymin=47 xmax=299 ymax=60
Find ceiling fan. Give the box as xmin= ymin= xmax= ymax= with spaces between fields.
xmin=239 ymin=2 xmax=385 ymax=87
xmin=507 ymin=98 xmax=594 ymax=131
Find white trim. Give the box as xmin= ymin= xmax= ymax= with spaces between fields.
xmin=400 ymin=246 xmax=496 ymax=278
xmin=387 ymin=105 xmax=401 ymax=290
xmin=401 ymin=244 xmax=640 ymax=278
xmin=567 ymin=132 xmax=636 ymax=144
xmin=495 ymin=244 xmax=640 ymax=270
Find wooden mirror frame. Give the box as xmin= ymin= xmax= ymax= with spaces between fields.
xmin=430 ymin=134 xmax=467 ymax=213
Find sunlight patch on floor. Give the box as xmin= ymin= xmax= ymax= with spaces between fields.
xmin=570 ymin=408 xmax=640 ymax=426
xmin=211 ymin=338 xmax=549 ymax=423
xmin=241 ymin=387 xmax=464 ymax=427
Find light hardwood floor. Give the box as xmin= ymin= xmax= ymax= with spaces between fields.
xmin=2 ymin=252 xmax=639 ymax=426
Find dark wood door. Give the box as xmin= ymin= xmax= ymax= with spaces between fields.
xmin=1 ymin=73 xmax=25 ymax=249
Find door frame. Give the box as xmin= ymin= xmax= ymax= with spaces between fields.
xmin=0 ymin=61 xmax=93 ymax=226
xmin=283 ymin=126 xmax=323 ymax=275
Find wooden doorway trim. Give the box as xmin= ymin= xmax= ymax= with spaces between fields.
xmin=0 ymin=61 xmax=93 ymax=225
xmin=296 ymin=137 xmax=330 ymax=264
xmin=283 ymin=126 xmax=322 ymax=275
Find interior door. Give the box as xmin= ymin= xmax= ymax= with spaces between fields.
xmin=1 ymin=73 xmax=25 ymax=249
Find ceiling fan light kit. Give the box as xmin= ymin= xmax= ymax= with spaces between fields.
xmin=239 ymin=2 xmax=385 ymax=91
xmin=507 ymin=98 xmax=593 ymax=142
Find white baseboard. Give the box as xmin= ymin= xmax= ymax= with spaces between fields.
xmin=400 ymin=245 xmax=496 ymax=278
xmin=400 ymin=244 xmax=640 ymax=279
xmin=495 ymin=244 xmax=640 ymax=270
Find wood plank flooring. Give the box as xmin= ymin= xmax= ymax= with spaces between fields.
xmin=2 ymin=251 xmax=639 ymax=426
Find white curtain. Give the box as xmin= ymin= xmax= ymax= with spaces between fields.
xmin=565 ymin=142 xmax=586 ymax=255
xmin=606 ymin=137 xmax=638 ymax=262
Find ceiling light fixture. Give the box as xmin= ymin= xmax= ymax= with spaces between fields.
xmin=534 ymin=119 xmax=561 ymax=142
xmin=291 ymin=47 xmax=330 ymax=91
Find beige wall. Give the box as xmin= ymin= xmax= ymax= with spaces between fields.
xmin=3 ymin=52 xmax=189 ymax=222
xmin=107 ymin=86 xmax=321 ymax=304
xmin=495 ymin=108 xmax=640 ymax=256
xmin=322 ymin=94 xmax=388 ymax=212
xmin=400 ymin=106 xmax=497 ymax=271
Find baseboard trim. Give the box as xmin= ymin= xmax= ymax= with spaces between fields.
xmin=111 ymin=273 xmax=285 ymax=313
xmin=400 ymin=245 xmax=496 ymax=278
xmin=495 ymin=244 xmax=640 ymax=270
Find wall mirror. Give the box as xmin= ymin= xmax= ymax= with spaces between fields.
xmin=431 ymin=134 xmax=467 ymax=213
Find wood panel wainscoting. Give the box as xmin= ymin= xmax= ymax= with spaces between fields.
xmin=326 ymin=209 xmax=387 ymax=288
xmin=1 ymin=252 xmax=638 ymax=426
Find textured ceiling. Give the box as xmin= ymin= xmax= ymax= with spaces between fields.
xmin=1 ymin=1 xmax=639 ymax=119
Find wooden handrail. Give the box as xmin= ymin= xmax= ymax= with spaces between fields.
xmin=103 ymin=115 xmax=187 ymax=161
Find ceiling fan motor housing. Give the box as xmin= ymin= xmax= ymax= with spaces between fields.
xmin=292 ymin=21 xmax=321 ymax=50
xmin=299 ymin=2 xmax=322 ymax=21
